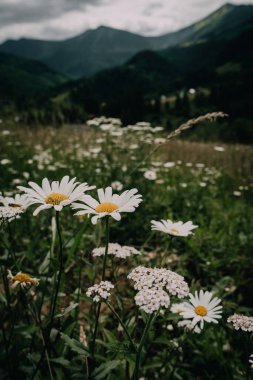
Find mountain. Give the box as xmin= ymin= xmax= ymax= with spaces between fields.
xmin=0 ymin=3 xmax=252 ymax=78
xmin=0 ymin=52 xmax=66 ymax=110
xmin=45 ymin=20 xmax=253 ymax=142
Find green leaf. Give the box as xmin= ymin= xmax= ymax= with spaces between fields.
xmin=55 ymin=303 xmax=79 ymax=318
xmin=50 ymin=357 xmax=70 ymax=367
xmin=92 ymin=360 xmax=122 ymax=379
xmin=38 ymin=250 xmax=51 ymax=274
xmin=66 ymin=222 xmax=88 ymax=265
xmin=61 ymin=333 xmax=89 ymax=356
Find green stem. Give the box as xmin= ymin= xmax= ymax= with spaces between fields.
xmin=105 ymin=301 xmax=137 ymax=352
xmin=90 ymin=217 xmax=110 ymax=360
xmin=31 ymin=211 xmax=63 ymax=380
xmin=50 ymin=211 xmax=64 ymax=331
xmin=102 ymin=217 xmax=110 ymax=281
xmin=134 ymin=313 xmax=156 ymax=380
xmin=245 ymin=333 xmax=252 ymax=380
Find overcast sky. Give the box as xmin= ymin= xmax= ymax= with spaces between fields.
xmin=0 ymin=0 xmax=252 ymax=42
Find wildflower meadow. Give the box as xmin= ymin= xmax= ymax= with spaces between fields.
xmin=0 ymin=114 xmax=253 ymax=380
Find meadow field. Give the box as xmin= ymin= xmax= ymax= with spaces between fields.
xmin=0 ymin=115 xmax=253 ymax=380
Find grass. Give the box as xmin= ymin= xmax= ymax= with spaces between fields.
xmin=0 ymin=117 xmax=253 ymax=380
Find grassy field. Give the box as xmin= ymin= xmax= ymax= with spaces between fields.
xmin=0 ymin=116 xmax=253 ymax=380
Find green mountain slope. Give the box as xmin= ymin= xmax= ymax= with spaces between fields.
xmin=0 ymin=3 xmax=252 ymax=78
xmin=0 ymin=52 xmax=66 ymax=109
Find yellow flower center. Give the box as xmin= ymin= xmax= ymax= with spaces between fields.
xmin=194 ymin=305 xmax=207 ymax=316
xmin=14 ymin=273 xmax=32 ymax=283
xmin=8 ymin=203 xmax=22 ymax=208
xmin=45 ymin=192 xmax=69 ymax=205
xmin=170 ymin=227 xmax=179 ymax=234
xmin=95 ymin=202 xmax=118 ymax=213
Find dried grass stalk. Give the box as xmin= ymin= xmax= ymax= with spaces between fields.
xmin=166 ymin=112 xmax=229 ymax=140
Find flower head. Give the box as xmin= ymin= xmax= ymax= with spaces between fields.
xmin=151 ymin=219 xmax=198 ymax=237
xmin=86 ymin=281 xmax=114 ymax=302
xmin=180 ymin=290 xmax=222 ymax=330
xmin=92 ymin=243 xmax=141 ymax=259
xmin=73 ymin=186 xmax=142 ymax=224
xmin=0 ymin=206 xmax=24 ymax=223
xmin=7 ymin=269 xmax=39 ymax=288
xmin=227 ymin=314 xmax=253 ymax=332
xmin=249 ymin=354 xmax=253 ymax=369
xmin=135 ymin=287 xmax=170 ymax=314
xmin=0 ymin=194 xmax=30 ymax=210
xmin=177 ymin=320 xmax=201 ymax=334
xmin=18 ymin=176 xmax=95 ymax=215
xmin=128 ymin=266 xmax=189 ymax=298
xmin=170 ymin=302 xmax=189 ymax=314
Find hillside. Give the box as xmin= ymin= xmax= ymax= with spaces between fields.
xmin=0 ymin=52 xmax=66 ymax=110
xmin=0 ymin=3 xmax=252 ymax=78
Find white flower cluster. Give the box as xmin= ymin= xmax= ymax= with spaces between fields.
xmin=128 ymin=266 xmax=189 ymax=298
xmin=92 ymin=243 xmax=141 ymax=259
xmin=227 ymin=314 xmax=253 ymax=332
xmin=86 ymin=281 xmax=114 ymax=303
xmin=249 ymin=354 xmax=253 ymax=369
xmin=135 ymin=288 xmax=170 ymax=314
xmin=0 ymin=206 xmax=23 ymax=222
xmin=177 ymin=320 xmax=201 ymax=334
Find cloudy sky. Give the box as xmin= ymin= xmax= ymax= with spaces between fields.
xmin=0 ymin=0 xmax=252 ymax=42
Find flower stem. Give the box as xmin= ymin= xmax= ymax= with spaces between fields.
xmin=50 ymin=211 xmax=64 ymax=329
xmin=134 ymin=313 xmax=156 ymax=380
xmin=90 ymin=217 xmax=110 ymax=359
xmin=102 ymin=217 xmax=110 ymax=281
xmin=105 ymin=301 xmax=137 ymax=352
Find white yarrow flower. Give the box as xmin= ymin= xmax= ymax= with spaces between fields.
xmin=180 ymin=290 xmax=222 ymax=330
xmin=73 ymin=186 xmax=142 ymax=224
xmin=92 ymin=243 xmax=141 ymax=259
xmin=0 ymin=206 xmax=24 ymax=222
xmin=177 ymin=320 xmax=202 ymax=334
xmin=86 ymin=281 xmax=114 ymax=302
xmin=18 ymin=176 xmax=95 ymax=215
xmin=151 ymin=219 xmax=198 ymax=237
xmin=135 ymin=287 xmax=170 ymax=314
xmin=227 ymin=314 xmax=253 ymax=332
xmin=128 ymin=266 xmax=189 ymax=298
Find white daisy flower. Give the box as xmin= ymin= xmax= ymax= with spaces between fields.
xmin=0 ymin=194 xmax=30 ymax=211
xmin=151 ymin=219 xmax=198 ymax=237
xmin=73 ymin=186 xmax=142 ymax=224
xmin=180 ymin=290 xmax=222 ymax=330
xmin=7 ymin=269 xmax=39 ymax=288
xmin=170 ymin=302 xmax=189 ymax=314
xmin=249 ymin=354 xmax=253 ymax=368
xmin=18 ymin=176 xmax=95 ymax=215
xmin=144 ymin=170 xmax=157 ymax=180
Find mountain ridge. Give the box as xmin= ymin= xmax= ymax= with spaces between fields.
xmin=0 ymin=3 xmax=252 ymax=78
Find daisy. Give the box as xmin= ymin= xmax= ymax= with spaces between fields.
xmin=151 ymin=219 xmax=198 ymax=237
xmin=18 ymin=176 xmax=95 ymax=215
xmin=7 ymin=269 xmax=39 ymax=288
xmin=170 ymin=302 xmax=189 ymax=314
xmin=180 ymin=290 xmax=222 ymax=329
xmin=73 ymin=186 xmax=142 ymax=224
xmin=0 ymin=194 xmax=30 ymax=211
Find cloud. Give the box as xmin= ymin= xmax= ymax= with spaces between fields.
xmin=0 ymin=0 xmax=252 ymax=42
xmin=0 ymin=0 xmax=104 ymax=26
